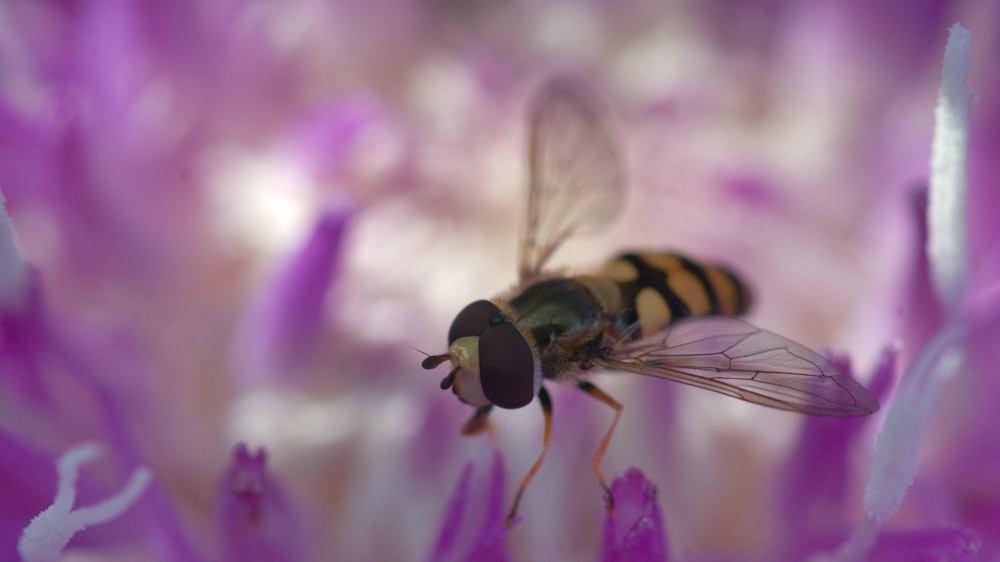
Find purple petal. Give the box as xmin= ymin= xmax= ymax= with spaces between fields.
xmin=601 ymin=468 xmax=669 ymax=562
xmin=0 ymin=266 xmax=51 ymax=403
xmin=824 ymin=1 xmax=951 ymax=81
xmin=898 ymin=188 xmax=948 ymax=357
xmin=924 ymin=294 xmax=1000 ymax=557
xmin=428 ymin=450 xmax=510 ymax=562
xmin=218 ymin=444 xmax=309 ymax=562
xmin=928 ymin=440 xmax=1000 ymax=560
xmin=0 ymin=191 xmax=29 ymax=307
xmin=0 ymin=191 xmax=52 ymax=402
xmin=407 ymin=394 xmax=463 ymax=480
xmin=716 ymin=169 xmax=786 ymax=213
xmin=283 ymin=98 xmax=412 ymax=192
xmin=0 ymin=431 xmax=59 ymax=558
xmin=868 ymin=526 xmax=981 ymax=562
xmin=234 ymin=209 xmax=351 ymax=382
xmin=778 ymin=348 xmax=896 ymax=547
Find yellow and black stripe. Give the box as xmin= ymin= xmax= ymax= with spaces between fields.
xmin=602 ymin=252 xmax=752 ymax=338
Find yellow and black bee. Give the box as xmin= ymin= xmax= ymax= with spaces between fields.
xmin=421 ymin=78 xmax=879 ymax=523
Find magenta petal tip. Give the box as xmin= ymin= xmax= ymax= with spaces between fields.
xmin=218 ymin=443 xmax=307 ymax=562
xmin=601 ymin=468 xmax=669 ymax=562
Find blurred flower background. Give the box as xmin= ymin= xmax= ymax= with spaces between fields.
xmin=0 ymin=0 xmax=997 ymax=560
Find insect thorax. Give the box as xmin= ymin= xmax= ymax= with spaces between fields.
xmin=506 ymin=278 xmax=611 ymax=380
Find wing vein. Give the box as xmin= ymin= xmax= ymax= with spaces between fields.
xmin=598 ymin=317 xmax=879 ymax=416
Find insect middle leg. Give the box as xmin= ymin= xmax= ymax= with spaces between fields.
xmin=577 ymin=380 xmax=623 ymax=510
xmin=506 ymin=386 xmax=553 ymax=526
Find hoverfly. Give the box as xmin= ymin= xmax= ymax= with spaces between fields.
xmin=421 ymin=77 xmax=879 ymax=524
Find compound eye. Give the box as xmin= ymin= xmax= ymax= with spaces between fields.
xmin=448 ymin=300 xmax=501 ymax=345
xmin=479 ymin=323 xmax=536 ymax=409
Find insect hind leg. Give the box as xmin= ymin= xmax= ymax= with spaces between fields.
xmin=578 ymin=380 xmax=623 ymax=511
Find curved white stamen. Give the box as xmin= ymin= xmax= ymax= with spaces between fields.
xmin=51 ymin=443 xmax=102 ymax=514
xmin=18 ymin=442 xmax=153 ymax=562
xmin=928 ymin=23 xmax=973 ymax=315
xmin=824 ymin=23 xmax=974 ymax=562
xmin=863 ymin=323 xmax=964 ymax=523
xmin=65 ymin=467 xmax=153 ymax=531
xmin=862 ymin=22 xmax=973 ymax=528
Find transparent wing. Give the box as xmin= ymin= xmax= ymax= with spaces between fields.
xmin=520 ymin=78 xmax=624 ymax=280
xmin=598 ymin=316 xmax=879 ymax=416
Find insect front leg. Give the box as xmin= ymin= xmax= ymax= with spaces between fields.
xmin=577 ymin=380 xmax=623 ymax=511
xmin=506 ymin=386 xmax=553 ymax=527
xmin=461 ymin=405 xmax=494 ymax=436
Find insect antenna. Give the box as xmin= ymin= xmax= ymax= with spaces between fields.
xmin=421 ymin=354 xmax=451 ymax=370
xmin=412 ymin=346 xmax=452 ymax=370
xmin=439 ymin=366 xmax=460 ymax=389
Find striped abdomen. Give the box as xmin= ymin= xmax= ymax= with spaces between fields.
xmin=601 ymin=252 xmax=752 ymax=338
